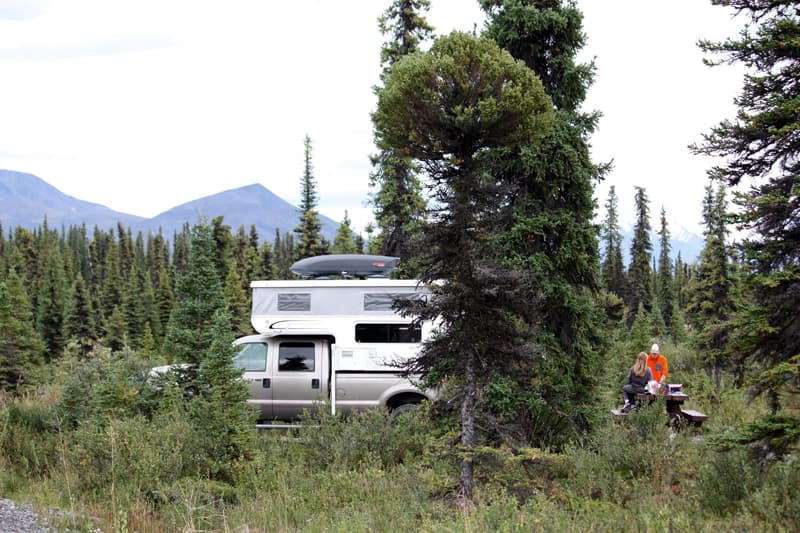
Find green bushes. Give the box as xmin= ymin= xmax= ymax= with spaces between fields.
xmin=2 ymin=335 xmax=800 ymax=531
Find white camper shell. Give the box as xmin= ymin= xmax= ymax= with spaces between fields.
xmin=232 ymin=255 xmax=434 ymax=422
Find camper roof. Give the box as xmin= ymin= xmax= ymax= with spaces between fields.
xmin=290 ymin=254 xmax=400 ymax=279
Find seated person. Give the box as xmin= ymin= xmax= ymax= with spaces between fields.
xmin=621 ymin=352 xmax=653 ymax=413
xmin=647 ymin=343 xmax=668 ymax=384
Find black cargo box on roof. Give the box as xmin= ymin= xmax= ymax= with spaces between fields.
xmin=290 ymin=254 xmax=400 ymax=279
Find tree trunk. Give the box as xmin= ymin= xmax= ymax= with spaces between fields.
xmin=459 ymin=349 xmax=476 ymax=501
xmin=712 ymin=362 xmax=722 ymax=393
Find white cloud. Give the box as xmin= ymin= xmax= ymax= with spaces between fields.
xmin=0 ymin=0 xmax=746 ymax=240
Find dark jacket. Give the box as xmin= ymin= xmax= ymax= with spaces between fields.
xmin=625 ymin=367 xmax=653 ymax=393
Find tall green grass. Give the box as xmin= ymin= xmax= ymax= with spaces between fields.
xmin=0 ymin=339 xmax=797 ymax=531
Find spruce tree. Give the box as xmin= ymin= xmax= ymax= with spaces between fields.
xmin=223 ymin=267 xmax=251 ymax=337
xmin=192 ymin=309 xmax=255 ymax=482
xmin=154 ymin=266 xmax=174 ymax=344
xmin=628 ymin=186 xmax=653 ymax=324
xmin=103 ymin=305 xmax=127 ymax=352
xmin=686 ymin=184 xmax=735 ymax=391
xmin=601 ymin=185 xmax=627 ymax=298
xmin=481 ymin=0 xmax=604 ymax=446
xmin=172 ymin=223 xmax=191 ymax=277
xmin=369 ymin=0 xmax=430 ymax=272
xmin=121 ymin=265 xmax=146 ymax=349
xmin=36 ymin=236 xmax=68 ymax=361
xmin=255 ymin=242 xmax=277 ymax=280
xmin=211 ymin=215 xmax=233 ymax=283
xmin=0 ymin=275 xmax=44 ymax=391
xmin=164 ymin=221 xmax=225 ymax=365
xmin=294 ymin=135 xmax=328 ymax=260
xmin=64 ymin=274 xmax=96 ymax=357
xmin=656 ymin=207 xmax=675 ymax=331
xmin=374 ymin=31 xmax=553 ymax=500
xmin=100 ymin=241 xmax=123 ymax=323
xmin=693 ymin=0 xmax=799 ymax=420
xmin=332 ymin=211 xmax=359 ymax=255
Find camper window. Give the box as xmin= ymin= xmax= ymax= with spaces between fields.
xmin=277 ymin=293 xmax=311 ymax=312
xmin=233 ymin=342 xmax=267 ymax=372
xmin=278 ymin=342 xmax=315 ymax=372
xmin=363 ymin=293 xmax=415 ymax=311
xmin=355 ymin=323 xmax=422 ymax=343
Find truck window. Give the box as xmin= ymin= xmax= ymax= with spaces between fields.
xmin=233 ymin=342 xmax=267 ymax=371
xmin=355 ymin=323 xmax=422 ymax=343
xmin=278 ymin=341 xmax=315 ymax=372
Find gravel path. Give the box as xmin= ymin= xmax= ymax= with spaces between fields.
xmin=0 ymin=499 xmax=55 ymax=533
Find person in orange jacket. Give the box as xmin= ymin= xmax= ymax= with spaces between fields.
xmin=647 ymin=343 xmax=668 ymax=384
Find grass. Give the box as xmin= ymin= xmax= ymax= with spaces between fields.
xmin=0 ymin=341 xmax=797 ymax=532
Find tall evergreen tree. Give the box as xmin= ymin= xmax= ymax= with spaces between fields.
xmin=164 ymin=221 xmax=225 ymax=365
xmin=211 ymin=215 xmax=233 ymax=283
xmin=121 ymin=265 xmax=146 ymax=349
xmin=0 ymin=274 xmax=44 ymax=391
xmin=192 ymin=308 xmax=255 ymax=482
xmin=369 ymin=0 xmax=430 ymax=272
xmin=601 ymin=185 xmax=627 ymax=298
xmin=656 ymin=207 xmax=675 ymax=331
xmin=64 ymin=274 xmax=96 ymax=357
xmin=332 ymin=211 xmax=359 ymax=255
xmin=222 ymin=267 xmax=251 ymax=337
xmin=693 ymin=1 xmax=800 ymax=421
xmin=172 ymin=223 xmax=192 ymax=277
xmin=294 ymin=135 xmax=328 ymax=260
xmin=374 ymin=31 xmax=553 ymax=500
xmin=146 ymin=229 xmax=170 ymax=285
xmin=255 ymin=241 xmax=277 ymax=281
xmin=36 ymin=235 xmax=68 ymax=361
xmin=686 ymin=184 xmax=735 ymax=390
xmin=100 ymin=240 xmax=123 ymax=323
xmin=481 ymin=0 xmax=604 ymax=445
xmin=154 ymin=266 xmax=174 ymax=344
xmin=103 ymin=305 xmax=127 ymax=352
xmin=627 ymin=186 xmax=653 ymax=324
xmin=273 ymin=229 xmax=294 ymax=279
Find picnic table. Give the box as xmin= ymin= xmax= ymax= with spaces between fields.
xmin=611 ymin=387 xmax=708 ymax=427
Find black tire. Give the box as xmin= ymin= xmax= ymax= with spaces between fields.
xmin=390 ymin=402 xmax=418 ymax=420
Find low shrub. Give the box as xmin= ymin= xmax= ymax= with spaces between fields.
xmin=695 ymin=447 xmax=765 ymax=516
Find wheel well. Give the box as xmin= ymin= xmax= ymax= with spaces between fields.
xmin=386 ymin=392 xmax=427 ymax=410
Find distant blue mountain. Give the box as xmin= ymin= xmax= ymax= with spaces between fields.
xmin=0 ymin=169 xmax=146 ymax=230
xmin=139 ymin=183 xmax=339 ymax=242
xmin=0 ymin=169 xmax=704 ymax=262
xmin=0 ymin=170 xmax=338 ymax=242
xmin=619 ymin=227 xmax=705 ymax=265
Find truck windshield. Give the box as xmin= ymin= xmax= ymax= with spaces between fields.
xmin=232 ymin=343 xmax=267 ymax=371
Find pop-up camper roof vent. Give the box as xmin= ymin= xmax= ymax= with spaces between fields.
xmin=290 ymin=254 xmax=400 ymax=279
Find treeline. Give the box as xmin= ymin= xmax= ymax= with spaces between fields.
xmin=0 ymin=205 xmax=365 ymax=391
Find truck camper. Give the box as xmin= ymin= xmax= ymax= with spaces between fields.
xmin=232 ymin=254 xmax=434 ymax=423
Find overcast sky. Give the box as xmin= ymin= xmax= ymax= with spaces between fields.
xmin=0 ymin=0 xmax=743 ymax=237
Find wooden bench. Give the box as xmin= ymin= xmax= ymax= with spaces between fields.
xmin=679 ymin=409 xmax=708 ymax=427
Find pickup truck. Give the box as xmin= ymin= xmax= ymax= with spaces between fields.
xmin=233 ymin=333 xmax=431 ymax=421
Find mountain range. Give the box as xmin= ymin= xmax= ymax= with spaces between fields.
xmin=0 ymin=169 xmax=704 ymax=262
xmin=0 ymin=169 xmax=339 ymax=242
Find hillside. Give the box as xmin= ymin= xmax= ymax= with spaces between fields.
xmin=0 ymin=169 xmax=703 ymax=260
xmin=0 ymin=170 xmax=339 ymax=242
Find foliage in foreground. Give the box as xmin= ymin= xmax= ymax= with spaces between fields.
xmin=1 ymin=339 xmax=798 ymax=531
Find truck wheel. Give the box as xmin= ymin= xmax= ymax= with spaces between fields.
xmin=391 ymin=403 xmax=418 ymax=420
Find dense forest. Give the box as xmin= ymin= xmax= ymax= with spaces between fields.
xmin=1 ymin=0 xmax=798 ymax=530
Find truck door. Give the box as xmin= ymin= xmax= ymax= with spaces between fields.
xmin=232 ymin=341 xmax=272 ymax=420
xmin=271 ymin=340 xmax=325 ymax=420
